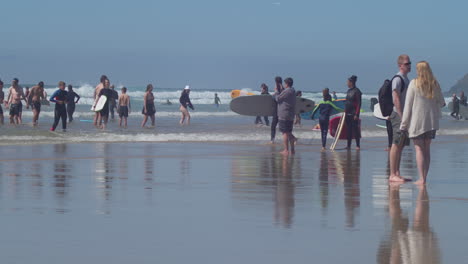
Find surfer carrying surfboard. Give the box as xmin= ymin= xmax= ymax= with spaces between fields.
xmin=344 ymin=75 xmax=362 ymax=150
xmin=275 ymin=77 xmax=296 ymax=155
xmin=49 ymin=81 xmax=68 ymax=132
xmin=311 ymin=88 xmax=343 ymax=150
xmin=96 ymin=79 xmax=113 ymax=129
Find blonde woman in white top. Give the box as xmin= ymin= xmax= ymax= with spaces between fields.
xmin=400 ymin=61 xmax=445 ymax=185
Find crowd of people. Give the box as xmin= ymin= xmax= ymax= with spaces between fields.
xmin=0 ymin=75 xmax=196 ymax=130
xmin=0 ymin=54 xmax=449 ymax=185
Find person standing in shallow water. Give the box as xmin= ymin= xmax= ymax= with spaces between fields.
xmin=270 ymin=76 xmax=284 ymax=144
xmin=344 ymin=75 xmax=362 ymax=150
xmin=179 ymin=85 xmax=194 ymax=125
xmin=450 ymin=93 xmax=459 ymax=120
xmin=275 ymin=77 xmax=296 ymax=155
xmin=66 ymin=84 xmax=80 ymax=123
xmin=96 ymin=79 xmax=113 ymax=129
xmin=49 ymin=81 xmax=68 ymax=131
xmin=214 ymin=93 xmax=221 ymax=108
xmin=141 ymin=84 xmax=156 ymax=128
xmin=29 ymin=81 xmax=47 ymax=126
xmin=94 ymin=75 xmax=107 ymax=126
xmin=400 ymin=61 xmax=445 ymax=185
xmin=255 ymin=83 xmax=269 ymax=126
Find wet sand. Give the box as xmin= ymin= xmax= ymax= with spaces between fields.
xmin=1 ymin=137 xmax=467 ymax=263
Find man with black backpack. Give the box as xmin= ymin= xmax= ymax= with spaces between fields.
xmin=387 ymin=54 xmax=411 ymax=182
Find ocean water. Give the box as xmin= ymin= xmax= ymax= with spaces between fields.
xmin=0 ymin=84 xmax=463 ymax=145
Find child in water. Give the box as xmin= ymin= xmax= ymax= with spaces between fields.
xmin=312 ymin=88 xmax=342 ymax=150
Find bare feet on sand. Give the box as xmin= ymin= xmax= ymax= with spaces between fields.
xmin=389 ymin=175 xmax=409 ymax=182
xmin=414 ymin=179 xmax=426 ymax=185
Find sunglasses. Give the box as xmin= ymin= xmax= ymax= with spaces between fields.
xmin=403 ymin=62 xmax=412 ymax=66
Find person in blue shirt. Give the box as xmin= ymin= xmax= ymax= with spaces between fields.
xmin=49 ymin=81 xmax=68 ymax=131
xmin=312 ymin=88 xmax=343 ymax=150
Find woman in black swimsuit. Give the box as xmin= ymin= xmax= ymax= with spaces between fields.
xmin=141 ymin=84 xmax=156 ymax=128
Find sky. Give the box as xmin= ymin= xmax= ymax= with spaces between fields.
xmin=1 ymin=0 xmax=468 ymax=92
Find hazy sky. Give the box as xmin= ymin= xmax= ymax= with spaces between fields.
xmin=1 ymin=0 xmax=468 ymax=92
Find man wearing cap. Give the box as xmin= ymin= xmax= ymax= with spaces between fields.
xmin=345 ymin=75 xmax=362 ymax=150
xmin=179 ymin=85 xmax=194 ymax=125
xmin=6 ymin=78 xmax=26 ymax=124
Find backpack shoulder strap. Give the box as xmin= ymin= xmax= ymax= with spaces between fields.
xmin=391 ymin=75 xmax=405 ymax=93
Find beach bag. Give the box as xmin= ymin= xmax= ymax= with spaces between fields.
xmin=378 ymin=75 xmax=404 ymax=117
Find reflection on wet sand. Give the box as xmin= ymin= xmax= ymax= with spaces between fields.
xmin=329 ymin=151 xmax=361 ymax=228
xmin=231 ymin=148 xmax=301 ymax=228
xmin=95 ymin=143 xmax=115 ymax=214
xmin=53 ymin=144 xmax=71 ymax=213
xmin=377 ymin=185 xmax=441 ymax=264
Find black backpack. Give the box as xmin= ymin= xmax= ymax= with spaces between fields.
xmin=378 ymin=75 xmax=404 ymax=117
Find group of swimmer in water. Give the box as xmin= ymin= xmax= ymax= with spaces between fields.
xmin=0 ymin=75 xmax=196 ymax=130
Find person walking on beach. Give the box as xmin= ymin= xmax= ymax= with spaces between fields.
xmin=400 ymin=61 xmax=445 ymax=185
xmin=109 ymin=85 xmax=118 ymax=120
xmin=118 ymin=87 xmax=131 ymax=128
xmin=389 ymin=55 xmax=411 ymax=182
xmin=0 ymin=80 xmax=4 ymax=125
xmin=49 ymin=81 xmax=68 ymax=131
xmin=179 ymin=85 xmax=194 ymax=125
xmin=29 ymin=81 xmax=47 ymax=126
xmin=460 ymin=91 xmax=467 ymax=106
xmin=95 ymin=79 xmax=113 ymax=129
xmin=255 ymin=84 xmax=270 ymax=126
xmin=450 ymin=93 xmax=460 ymax=120
xmin=275 ymin=77 xmax=296 ymax=155
xmin=141 ymin=84 xmax=156 ymax=128
xmin=294 ymin=90 xmax=302 ymax=126
xmin=214 ymin=93 xmax=221 ymax=108
xmin=332 ymin=91 xmax=338 ymax=100
xmin=344 ymin=75 xmax=362 ymax=150
xmin=93 ymin=75 xmax=107 ymax=126
xmin=312 ymin=88 xmax=342 ymax=150
xmin=271 ymin=76 xmax=284 ymax=143
xmin=6 ymin=78 xmax=26 ymax=125
xmin=66 ymin=84 xmax=80 ymax=123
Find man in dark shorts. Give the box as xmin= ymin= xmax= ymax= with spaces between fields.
xmin=7 ymin=78 xmax=26 ymax=124
xmin=275 ymin=77 xmax=296 ymax=155
xmin=29 ymin=81 xmax=47 ymax=126
xmin=96 ymin=79 xmax=112 ymax=129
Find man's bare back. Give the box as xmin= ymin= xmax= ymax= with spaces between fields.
xmin=119 ymin=94 xmax=130 ymax=106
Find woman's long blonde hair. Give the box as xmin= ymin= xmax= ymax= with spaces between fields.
xmin=415 ymin=61 xmax=441 ymax=99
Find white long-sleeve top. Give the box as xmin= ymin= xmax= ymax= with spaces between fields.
xmin=400 ymin=79 xmax=445 ymax=138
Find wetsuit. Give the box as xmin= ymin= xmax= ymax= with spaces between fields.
xmin=451 ymin=97 xmax=460 ymax=119
xmin=98 ymin=88 xmax=113 ymax=118
xmin=179 ymin=93 xmax=194 ymax=110
xmin=255 ymin=91 xmax=270 ymax=126
xmin=271 ymin=87 xmax=284 ymax=141
xmin=66 ymin=91 xmax=80 ymax=122
xmin=50 ymin=89 xmax=68 ymax=131
xmin=109 ymin=89 xmax=118 ymax=119
xmin=312 ymin=100 xmax=341 ymax=148
xmin=345 ymin=86 xmax=362 ymax=148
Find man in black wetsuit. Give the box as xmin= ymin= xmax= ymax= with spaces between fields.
xmin=66 ymin=84 xmax=80 ymax=123
xmin=49 ymin=81 xmax=68 ymax=131
xmin=96 ymin=79 xmax=113 ymax=129
xmin=344 ymin=75 xmax=362 ymax=150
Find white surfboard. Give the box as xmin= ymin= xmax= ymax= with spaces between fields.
xmin=91 ymin=95 xmax=107 ymax=112
xmin=373 ymin=103 xmax=387 ymax=120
